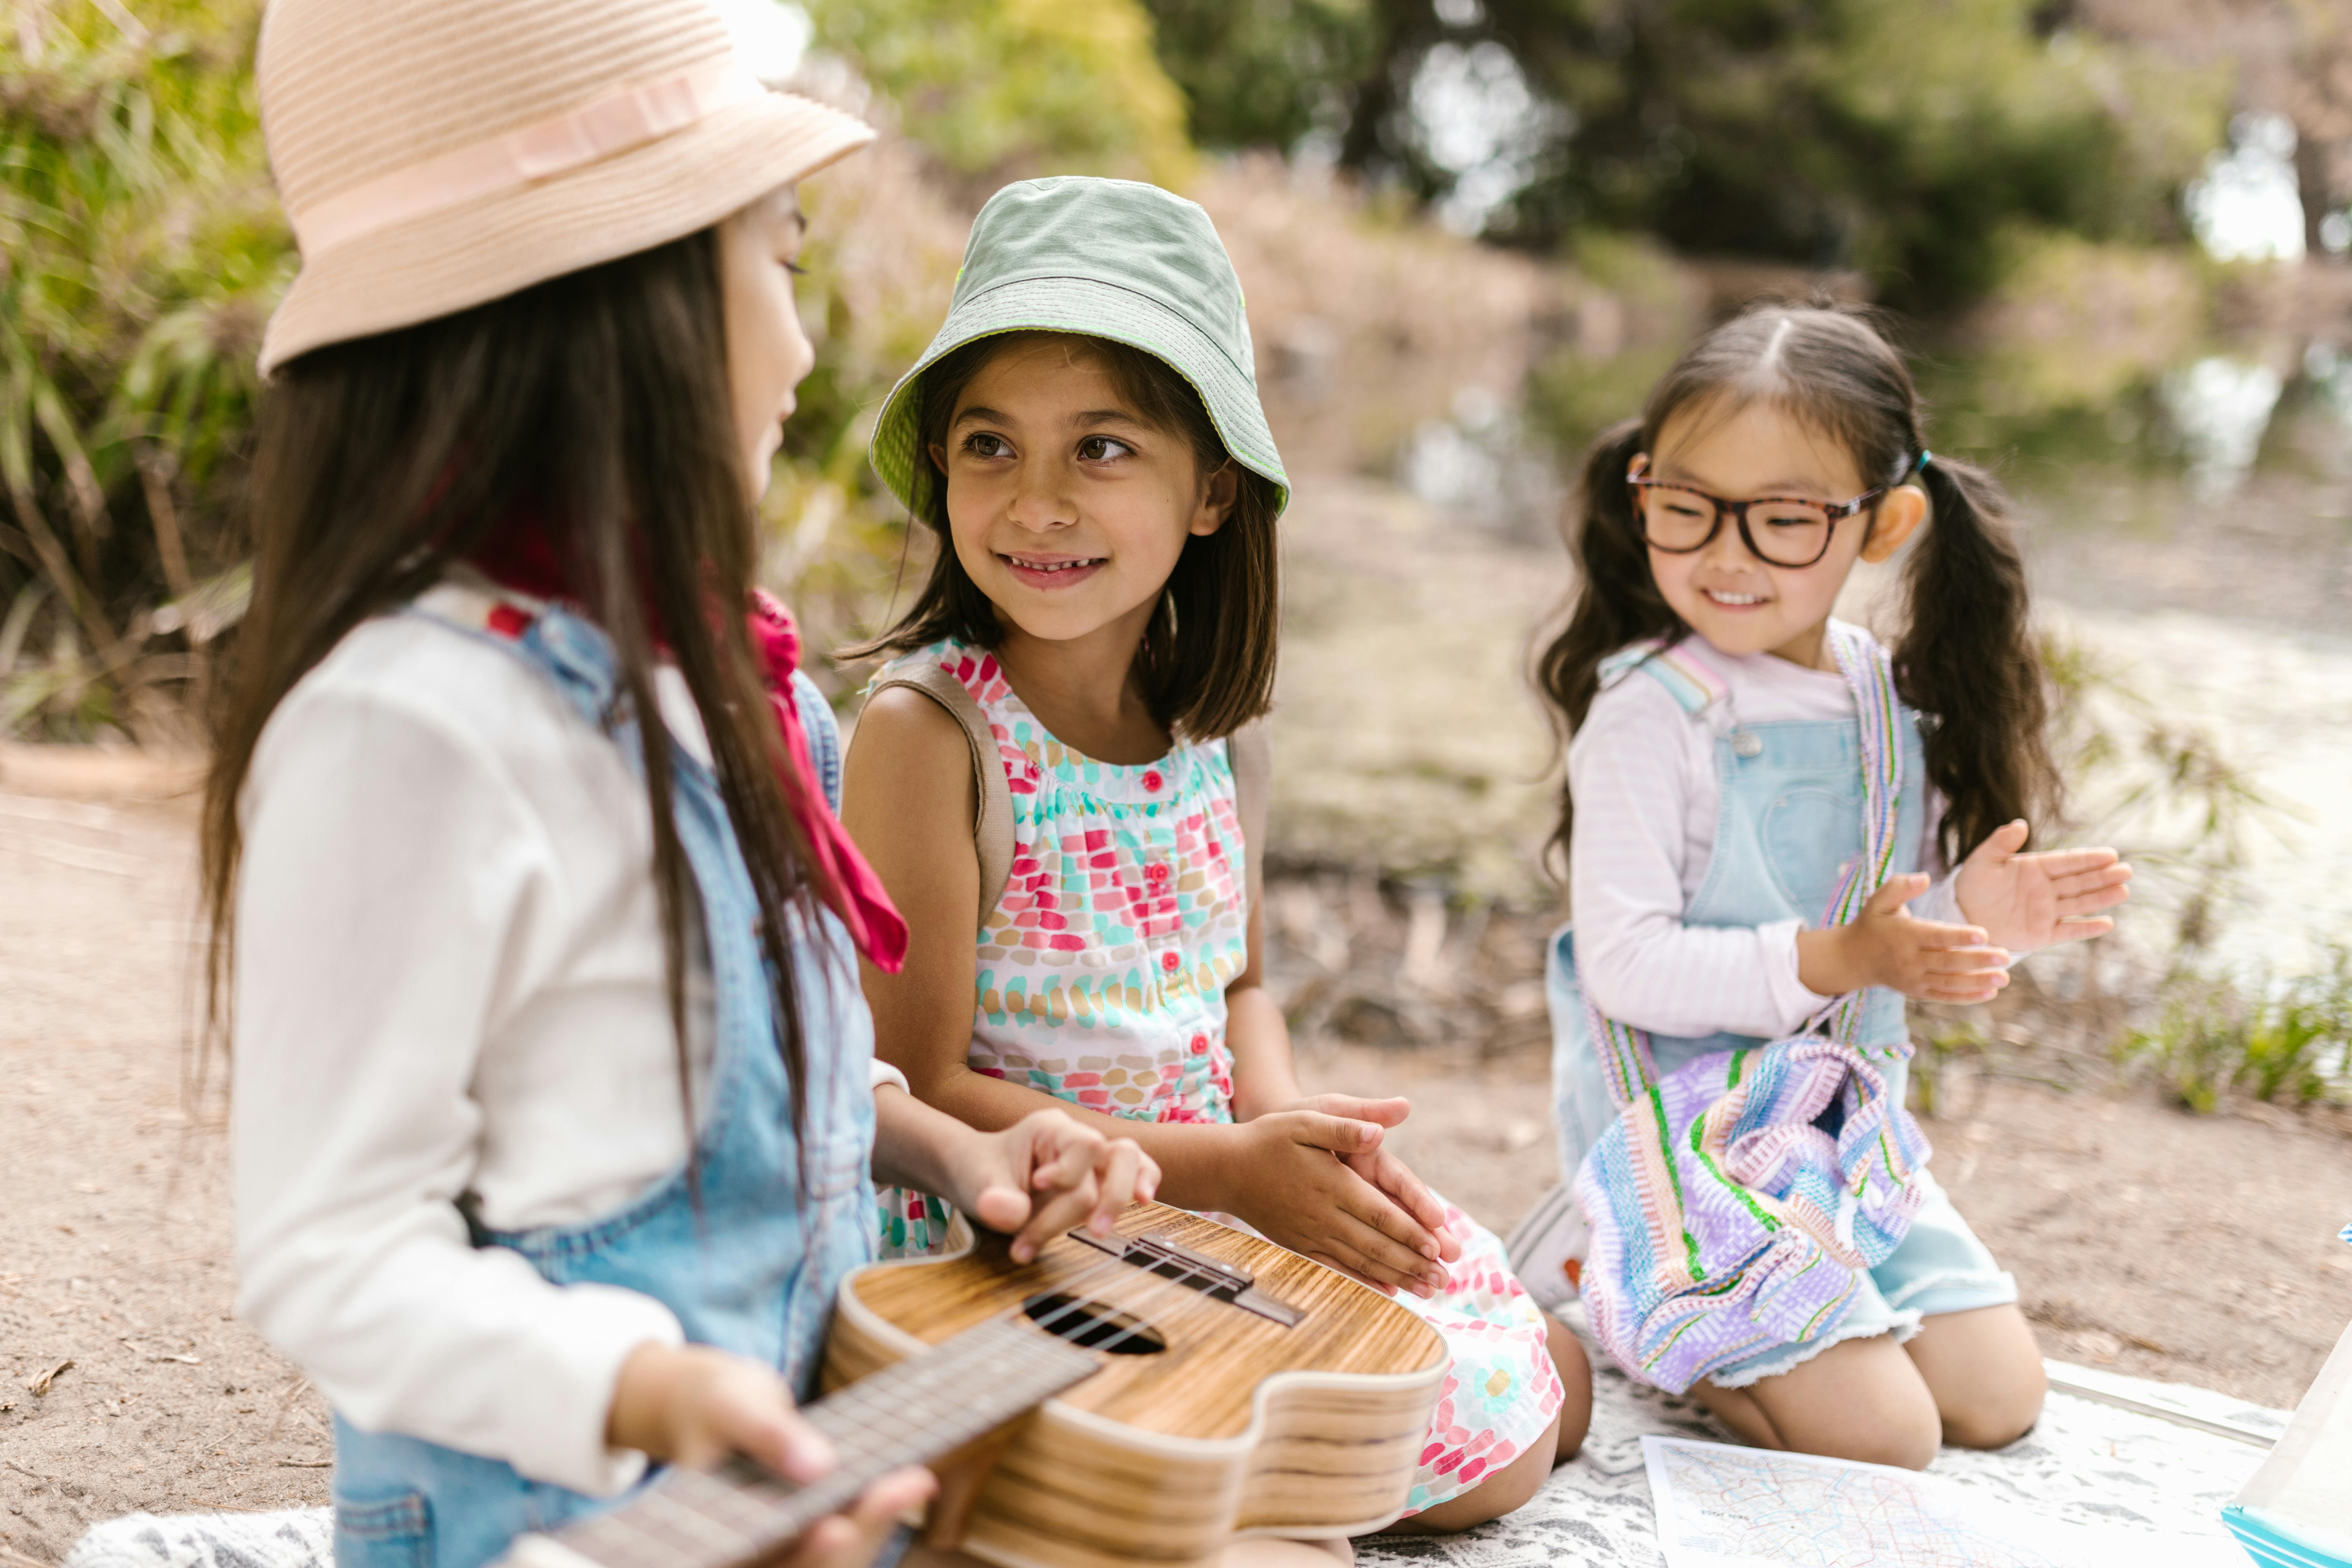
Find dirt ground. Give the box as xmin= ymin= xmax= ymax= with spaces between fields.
xmin=5 ymin=743 xmax=2351 ymax=1566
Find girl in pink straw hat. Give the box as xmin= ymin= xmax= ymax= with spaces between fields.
xmin=208 ymin=4 xmax=1155 ymax=1568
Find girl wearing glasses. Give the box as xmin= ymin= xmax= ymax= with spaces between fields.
xmin=1508 ymin=304 xmax=2132 ymax=1469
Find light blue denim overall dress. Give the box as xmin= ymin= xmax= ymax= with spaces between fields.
xmin=330 ymin=599 xmax=881 ymax=1568
xmin=1546 ymin=645 xmax=2015 ymax=1383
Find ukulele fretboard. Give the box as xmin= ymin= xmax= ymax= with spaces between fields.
xmin=509 ymin=1318 xmax=1100 ymax=1568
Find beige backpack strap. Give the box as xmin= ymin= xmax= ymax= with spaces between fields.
xmin=1227 ymin=718 xmax=1272 ymax=906
xmin=866 ymin=665 xmax=1015 ymax=927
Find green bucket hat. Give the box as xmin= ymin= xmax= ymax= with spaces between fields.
xmin=868 ymin=176 xmax=1289 ymax=523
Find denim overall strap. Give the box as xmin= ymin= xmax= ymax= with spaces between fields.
xmin=327 ymin=585 xmax=879 ymax=1568
xmin=1812 ymin=628 xmax=1907 ymax=1038
xmin=791 ymin=668 xmax=844 ymax=813
xmin=1581 ymin=625 xmax=1905 ymax=1104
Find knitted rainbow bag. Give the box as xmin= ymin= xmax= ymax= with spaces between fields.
xmin=1572 ymin=625 xmax=1933 ymax=1395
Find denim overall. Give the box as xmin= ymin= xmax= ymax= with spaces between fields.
xmin=1546 ymin=646 xmax=2013 ymax=1379
xmin=330 ymin=598 xmax=880 ymax=1568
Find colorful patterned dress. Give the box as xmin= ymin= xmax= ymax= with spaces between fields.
xmin=873 ymin=638 xmax=1565 ymax=1516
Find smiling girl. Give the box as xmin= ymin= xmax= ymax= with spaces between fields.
xmin=1510 ymin=304 xmax=2133 ymax=1468
xmin=842 ymin=178 xmax=1588 ymax=1550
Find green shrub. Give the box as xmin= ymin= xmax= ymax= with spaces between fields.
xmin=1907 ymin=1019 xmax=1990 ymax=1119
xmin=1 ymin=0 xmax=284 ymax=740
xmin=2124 ymin=951 xmax=2352 ymax=1113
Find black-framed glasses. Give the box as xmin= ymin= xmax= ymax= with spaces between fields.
xmin=1626 ymin=455 xmax=1886 ymax=569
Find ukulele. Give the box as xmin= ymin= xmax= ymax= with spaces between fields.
xmin=498 ymin=1201 xmax=1448 ymax=1568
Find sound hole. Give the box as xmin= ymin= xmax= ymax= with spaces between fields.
xmin=1021 ymin=1293 xmax=1166 ymax=1355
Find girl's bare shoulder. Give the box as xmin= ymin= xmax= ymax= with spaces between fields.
xmin=850 ymin=683 xmax=969 ymax=762
xmin=842 ymin=683 xmax=979 ymax=828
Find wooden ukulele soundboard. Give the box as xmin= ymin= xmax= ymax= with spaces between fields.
xmin=499 ymin=1202 xmax=1447 ymax=1568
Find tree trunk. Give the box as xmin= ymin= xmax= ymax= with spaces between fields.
xmin=2293 ymin=117 xmax=2336 ymax=261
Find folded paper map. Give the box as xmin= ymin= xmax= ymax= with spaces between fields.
xmin=1642 ymin=1435 xmax=2242 ymax=1568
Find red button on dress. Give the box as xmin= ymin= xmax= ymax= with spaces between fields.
xmin=1142 ymin=769 xmax=1164 ymax=792
xmin=1161 ymin=952 xmax=1180 ymax=972
xmin=1146 ymin=863 xmax=1169 ymax=883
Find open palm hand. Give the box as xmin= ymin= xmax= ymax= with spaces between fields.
xmin=1953 ymin=820 xmax=2133 ymax=954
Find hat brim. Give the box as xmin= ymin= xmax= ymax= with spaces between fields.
xmin=868 ymin=275 xmax=1290 ymax=524
xmin=259 ymin=91 xmax=875 ymax=376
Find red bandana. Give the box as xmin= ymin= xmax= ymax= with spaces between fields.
xmin=470 ymin=519 xmax=907 ymax=972
xmin=743 ymin=587 xmax=908 ymax=973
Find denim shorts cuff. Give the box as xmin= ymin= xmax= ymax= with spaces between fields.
xmin=1707 ymin=1307 xmax=1924 ymax=1390
xmin=1882 ymin=1268 xmax=2018 ymax=1316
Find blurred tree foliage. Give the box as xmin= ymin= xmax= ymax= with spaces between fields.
xmin=1146 ymin=0 xmax=2227 ymax=312
xmin=1139 ymin=0 xmax=1382 ymax=154
xmin=1 ymin=0 xmax=285 ymax=740
xmin=802 ymin=0 xmax=1195 ymax=193
xmin=1490 ymin=0 xmax=2226 ymax=309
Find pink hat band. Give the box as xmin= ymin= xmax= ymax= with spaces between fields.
xmin=294 ymin=54 xmax=764 ymax=259
xmin=253 ymin=0 xmax=875 ymax=372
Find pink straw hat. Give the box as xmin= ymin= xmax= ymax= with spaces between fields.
xmin=255 ymin=0 xmax=876 ymax=375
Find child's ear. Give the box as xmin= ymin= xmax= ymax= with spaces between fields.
xmin=1859 ymin=484 xmax=1928 ymax=564
xmin=1189 ymin=460 xmax=1239 ymax=538
xmin=927 ymin=441 xmax=948 ymax=475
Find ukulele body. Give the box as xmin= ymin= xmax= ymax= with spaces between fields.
xmin=824 ymin=1202 xmax=1448 ymax=1568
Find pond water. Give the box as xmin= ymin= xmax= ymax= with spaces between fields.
xmin=2000 ymin=337 xmax=2352 ymax=977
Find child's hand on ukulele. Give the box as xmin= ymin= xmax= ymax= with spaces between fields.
xmin=1797 ymin=874 xmax=2012 ymax=1005
xmin=608 ymin=1342 xmax=936 ymax=1568
xmin=1954 ymin=819 xmax=2132 ymax=955
xmin=1229 ymin=1100 xmax=1455 ymax=1300
xmin=946 ymin=1107 xmax=1160 ymax=1266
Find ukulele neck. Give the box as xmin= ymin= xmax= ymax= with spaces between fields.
xmin=504 ymin=1318 xmax=1099 ymax=1568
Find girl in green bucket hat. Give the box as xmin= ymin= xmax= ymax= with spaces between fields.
xmin=843 ymin=177 xmax=1592 ymax=1548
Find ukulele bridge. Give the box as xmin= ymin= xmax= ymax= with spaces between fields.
xmin=1068 ymin=1228 xmax=1303 ymax=1327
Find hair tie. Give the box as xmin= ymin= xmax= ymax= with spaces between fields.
xmin=1913 ymin=450 xmax=1933 ymax=474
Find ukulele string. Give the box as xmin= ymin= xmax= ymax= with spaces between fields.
xmin=1038 ymin=1248 xmax=1247 ymax=1354
xmin=751 ymin=1239 xmax=1267 ymax=1534
xmin=1007 ymin=1228 xmax=1259 ymax=1353
xmin=808 ymin=1275 xmax=1141 ymax=1492
xmin=1014 ymin=1246 xmax=1172 ymax=1341
xmin=607 ymin=1237 xmax=1254 ymax=1554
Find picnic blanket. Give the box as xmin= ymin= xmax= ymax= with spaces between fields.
xmin=71 ymin=1317 xmax=2279 ymax=1568
xmin=1355 ymin=1346 xmax=2279 ymax=1564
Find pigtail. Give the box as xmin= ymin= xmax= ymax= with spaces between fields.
xmin=1896 ymin=454 xmax=2059 ymax=863
xmin=1534 ymin=418 xmax=1688 ymax=871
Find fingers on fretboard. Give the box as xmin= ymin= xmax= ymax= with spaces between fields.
xmin=550 ymin=1318 xmax=1101 ymax=1568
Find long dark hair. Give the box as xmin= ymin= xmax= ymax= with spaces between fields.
xmin=848 ymin=331 xmax=1281 ymax=742
xmin=203 ymin=229 xmax=824 ymax=1153
xmin=1536 ymin=303 xmax=2057 ymax=870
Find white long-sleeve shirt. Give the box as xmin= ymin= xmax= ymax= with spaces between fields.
xmin=1566 ymin=631 xmax=1961 ymax=1041
xmin=231 ymin=598 xmax=895 ymax=1498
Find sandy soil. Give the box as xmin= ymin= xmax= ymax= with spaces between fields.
xmin=5 ymin=743 xmax=2350 ymax=1565
xmin=1 ymin=747 xmax=335 ymax=1567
